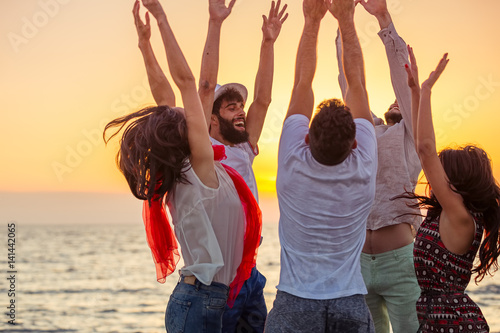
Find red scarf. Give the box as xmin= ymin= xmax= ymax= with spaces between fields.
xmin=142 ymin=145 xmax=262 ymax=308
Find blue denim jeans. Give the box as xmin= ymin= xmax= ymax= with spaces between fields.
xmin=165 ymin=278 xmax=229 ymax=333
xmin=222 ymin=266 xmax=267 ymax=333
xmin=265 ymin=291 xmax=375 ymax=333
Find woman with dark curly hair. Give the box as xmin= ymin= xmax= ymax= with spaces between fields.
xmin=403 ymin=46 xmax=500 ymax=332
xmin=104 ymin=1 xmax=261 ymax=332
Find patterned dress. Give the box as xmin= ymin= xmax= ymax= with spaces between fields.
xmin=413 ymin=212 xmax=489 ymax=332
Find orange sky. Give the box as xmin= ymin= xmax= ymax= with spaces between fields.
xmin=2 ymin=0 xmax=500 ymax=198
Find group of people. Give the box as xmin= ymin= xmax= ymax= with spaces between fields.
xmin=103 ymin=0 xmax=500 ymax=332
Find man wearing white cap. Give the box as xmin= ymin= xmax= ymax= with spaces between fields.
xmin=199 ymin=0 xmax=288 ymax=203
xmin=198 ymin=1 xmax=288 ymax=331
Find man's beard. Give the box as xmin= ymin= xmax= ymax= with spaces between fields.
xmin=217 ymin=114 xmax=249 ymax=144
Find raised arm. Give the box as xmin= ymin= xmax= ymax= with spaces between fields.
xmin=285 ymin=0 xmax=327 ymax=120
xmin=142 ymin=0 xmax=215 ymax=184
xmin=413 ymin=53 xmax=474 ymax=254
xmin=198 ymin=0 xmax=236 ymax=126
xmin=327 ymin=0 xmax=373 ymax=125
xmin=335 ymin=28 xmax=348 ymax=100
xmin=246 ymin=0 xmax=288 ymax=147
xmin=361 ymin=0 xmax=413 ymax=134
xmin=133 ymin=1 xmax=176 ymax=107
xmin=405 ymin=45 xmax=420 ymax=148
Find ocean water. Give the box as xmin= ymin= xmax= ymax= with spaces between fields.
xmin=1 ymin=223 xmax=499 ymax=333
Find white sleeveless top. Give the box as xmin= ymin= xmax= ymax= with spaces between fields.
xmin=167 ymin=161 xmax=245 ymax=286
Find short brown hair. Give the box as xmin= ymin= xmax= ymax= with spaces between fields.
xmin=309 ymin=99 xmax=356 ymax=166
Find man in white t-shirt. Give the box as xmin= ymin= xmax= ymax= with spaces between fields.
xmin=265 ymin=0 xmax=377 ymax=332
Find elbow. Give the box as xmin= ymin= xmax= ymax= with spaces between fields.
xmin=416 ymin=139 xmax=436 ymax=158
xmin=253 ymin=94 xmax=272 ymax=109
xmin=198 ymin=79 xmax=217 ymax=96
xmin=174 ymin=73 xmax=196 ymax=90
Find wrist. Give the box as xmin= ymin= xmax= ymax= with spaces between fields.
xmin=337 ymin=15 xmax=355 ymax=27
xmin=304 ymin=17 xmax=322 ymax=29
xmin=209 ymin=17 xmax=224 ymax=26
xmin=410 ymin=86 xmax=421 ymax=94
xmin=421 ymin=85 xmax=433 ymax=93
xmin=375 ymin=11 xmax=392 ymax=29
xmin=154 ymin=13 xmax=168 ymax=24
xmin=138 ymin=40 xmax=151 ymax=49
xmin=262 ymin=37 xmax=276 ymax=44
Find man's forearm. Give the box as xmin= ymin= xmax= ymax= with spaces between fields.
xmin=380 ymin=23 xmax=413 ymax=133
xmin=253 ymin=39 xmax=274 ymax=107
xmin=199 ymin=20 xmax=223 ymax=93
xmin=339 ymin=17 xmax=364 ymax=89
xmin=294 ymin=19 xmax=321 ymax=87
xmin=335 ymin=29 xmax=347 ymax=100
xmin=285 ymin=18 xmax=320 ymax=120
xmin=375 ymin=11 xmax=392 ymax=30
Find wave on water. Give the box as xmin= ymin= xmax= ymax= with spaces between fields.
xmin=20 ymin=288 xmax=152 ymax=295
xmin=0 ymin=328 xmax=78 ymax=333
xmin=7 ymin=223 xmax=500 ymax=333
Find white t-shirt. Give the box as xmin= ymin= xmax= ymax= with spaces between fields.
xmin=276 ymin=115 xmax=377 ymax=300
xmin=167 ymin=162 xmax=245 ymax=286
xmin=210 ymin=137 xmax=259 ymax=202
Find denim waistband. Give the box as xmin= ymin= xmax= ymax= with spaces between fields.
xmin=178 ymin=275 xmax=229 ymax=294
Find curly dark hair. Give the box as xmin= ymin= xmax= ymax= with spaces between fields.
xmin=103 ymin=106 xmax=191 ymax=204
xmin=309 ymin=99 xmax=356 ymax=166
xmin=212 ymin=88 xmax=245 ymax=116
xmin=398 ymin=145 xmax=500 ymax=282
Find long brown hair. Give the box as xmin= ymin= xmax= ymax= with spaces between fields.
xmin=401 ymin=145 xmax=500 ymax=282
xmin=103 ymin=106 xmax=191 ymax=203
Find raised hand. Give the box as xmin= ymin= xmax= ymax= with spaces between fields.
xmin=142 ymin=0 xmax=165 ymax=20
xmin=209 ymin=0 xmax=237 ymax=23
xmin=404 ymin=45 xmax=419 ymax=91
xmin=262 ymin=0 xmax=289 ymax=42
xmin=303 ymin=0 xmax=328 ymax=21
xmin=324 ymin=0 xmax=355 ymax=20
xmin=133 ymin=1 xmax=151 ymax=43
xmin=355 ymin=0 xmax=387 ymax=17
xmin=421 ymin=53 xmax=449 ymax=90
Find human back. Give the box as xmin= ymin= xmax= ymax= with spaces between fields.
xmin=276 ymin=113 xmax=377 ymax=299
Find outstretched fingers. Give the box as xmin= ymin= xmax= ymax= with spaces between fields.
xmin=435 ymin=53 xmax=450 ymax=75
xmin=133 ymin=0 xmax=148 ymax=32
xmin=133 ymin=0 xmax=141 ymax=25
xmin=405 ymin=45 xmax=419 ymax=88
xmin=278 ymin=3 xmax=289 ymax=23
xmin=407 ymin=45 xmax=417 ymax=67
xmin=423 ymin=53 xmax=449 ymax=89
xmin=269 ymin=0 xmax=276 ymax=18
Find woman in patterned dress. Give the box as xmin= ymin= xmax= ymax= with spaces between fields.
xmin=403 ymin=47 xmax=500 ymax=332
